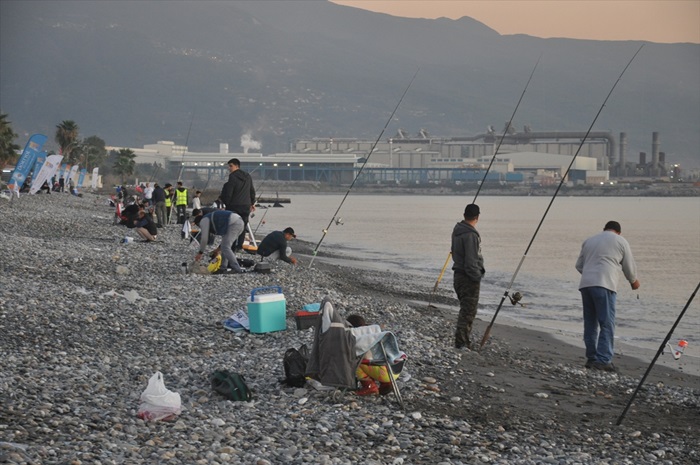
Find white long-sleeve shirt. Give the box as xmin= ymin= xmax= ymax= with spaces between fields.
xmin=575 ymin=230 xmax=637 ymax=292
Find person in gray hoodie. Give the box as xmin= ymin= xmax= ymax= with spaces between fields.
xmin=451 ymin=203 xmax=485 ymax=350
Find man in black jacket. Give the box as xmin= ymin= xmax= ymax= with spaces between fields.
xmin=151 ymin=183 xmax=167 ymax=227
xmin=219 ymin=158 xmax=256 ymax=251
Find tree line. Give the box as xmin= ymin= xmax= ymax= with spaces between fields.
xmin=0 ymin=115 xmax=149 ymax=184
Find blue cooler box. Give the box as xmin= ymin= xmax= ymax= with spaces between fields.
xmin=247 ymin=286 xmax=287 ymax=333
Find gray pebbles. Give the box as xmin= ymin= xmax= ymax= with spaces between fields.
xmin=0 ymin=193 xmax=698 ymax=465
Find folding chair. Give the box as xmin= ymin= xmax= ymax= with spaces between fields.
xmin=371 ymin=339 xmax=406 ymax=410
xmin=353 ymin=326 xmax=408 ymax=410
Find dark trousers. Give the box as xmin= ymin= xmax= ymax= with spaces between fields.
xmin=453 ymin=273 xmax=480 ymax=348
xmin=176 ymin=204 xmax=187 ymax=224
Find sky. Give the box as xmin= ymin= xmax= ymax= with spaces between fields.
xmin=330 ymin=0 xmax=700 ymax=44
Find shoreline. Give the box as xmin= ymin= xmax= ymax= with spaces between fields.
xmin=307 ymin=250 xmax=700 ymax=379
xmin=1 ymin=192 xmax=698 ymax=465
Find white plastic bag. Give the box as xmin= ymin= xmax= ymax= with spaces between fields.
xmin=137 ymin=371 xmax=182 ymax=421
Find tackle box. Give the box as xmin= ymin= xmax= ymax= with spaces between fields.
xmin=294 ymin=311 xmax=321 ymax=330
xmin=247 ymin=286 xmax=287 ymax=333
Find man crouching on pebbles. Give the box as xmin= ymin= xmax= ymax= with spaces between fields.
xmin=192 ymin=209 xmax=245 ymax=274
xmin=451 ymin=204 xmax=485 ymax=350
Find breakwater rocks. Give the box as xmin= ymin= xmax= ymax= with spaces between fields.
xmin=1 ymin=193 xmax=698 ymax=465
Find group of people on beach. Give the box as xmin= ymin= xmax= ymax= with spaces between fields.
xmin=451 ymin=203 xmax=640 ymax=373
xmin=115 ymin=158 xmax=299 ymax=268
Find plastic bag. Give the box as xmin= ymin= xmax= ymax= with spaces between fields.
xmin=283 ymin=344 xmax=309 ymax=387
xmin=207 ymin=254 xmax=222 ymax=273
xmin=137 ymin=371 xmax=182 ymax=421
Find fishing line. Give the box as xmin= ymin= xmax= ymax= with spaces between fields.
xmin=176 ymin=107 xmax=196 ymax=183
xmin=472 ymin=54 xmax=541 ymax=203
xmin=168 ymin=107 xmax=196 ymax=225
xmin=427 ymin=56 xmax=541 ymax=309
xmin=308 ymin=68 xmax=420 ymax=268
xmin=616 ymin=280 xmax=698 ymax=426
xmin=479 ymin=44 xmax=645 ymax=350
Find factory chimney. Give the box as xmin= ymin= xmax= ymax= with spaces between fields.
xmin=618 ymin=132 xmax=627 ymax=177
xmin=651 ymin=132 xmax=660 ymax=176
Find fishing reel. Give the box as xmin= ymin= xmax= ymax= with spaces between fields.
xmin=508 ymin=291 xmax=525 ymax=307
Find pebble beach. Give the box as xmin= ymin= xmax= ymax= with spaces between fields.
xmin=0 ymin=192 xmax=698 ymax=465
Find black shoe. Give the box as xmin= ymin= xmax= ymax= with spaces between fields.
xmin=591 ymin=361 xmax=618 ymax=373
xmin=585 ymin=360 xmax=595 ymax=369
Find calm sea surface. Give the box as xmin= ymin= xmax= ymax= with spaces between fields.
xmin=253 ymin=194 xmax=700 ymax=359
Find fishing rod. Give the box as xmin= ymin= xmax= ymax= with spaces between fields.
xmin=148 ymin=163 xmax=160 ymax=183
xmin=427 ymin=57 xmax=541 ymax=309
xmin=616 ymin=280 xmax=698 ymax=426
xmin=308 ymin=69 xmax=420 ymax=268
xmin=472 ymin=54 xmax=541 ymax=203
xmin=176 ymin=107 xmax=196 ymax=182
xmin=479 ymin=44 xmax=645 ymax=351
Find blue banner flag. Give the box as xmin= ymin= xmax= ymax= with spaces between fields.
xmin=7 ymin=134 xmax=47 ymax=193
xmin=78 ymin=168 xmax=87 ymax=188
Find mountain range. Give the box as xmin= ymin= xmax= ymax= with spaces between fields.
xmin=1 ymin=0 xmax=698 ymax=169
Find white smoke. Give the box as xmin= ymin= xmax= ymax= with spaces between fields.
xmin=240 ymin=132 xmax=261 ymax=154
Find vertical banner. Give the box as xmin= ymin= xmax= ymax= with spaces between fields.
xmin=30 ymin=152 xmax=48 ymax=192
xmin=33 ymin=151 xmax=47 ymax=179
xmin=7 ymin=134 xmax=47 ymax=193
xmin=91 ymin=167 xmax=99 ymax=189
xmin=68 ymin=165 xmax=79 ymax=186
xmin=29 ymin=155 xmax=64 ymax=194
xmin=77 ymin=168 xmax=87 ymax=188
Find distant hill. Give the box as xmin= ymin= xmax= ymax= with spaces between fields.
xmin=1 ymin=0 xmax=698 ymax=168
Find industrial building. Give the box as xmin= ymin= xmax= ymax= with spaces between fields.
xmin=111 ymin=128 xmax=669 ymax=186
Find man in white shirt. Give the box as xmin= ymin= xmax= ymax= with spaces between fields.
xmin=575 ymin=221 xmax=640 ymax=372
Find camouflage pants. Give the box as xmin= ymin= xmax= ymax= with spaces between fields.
xmin=453 ymin=273 xmax=480 ymax=348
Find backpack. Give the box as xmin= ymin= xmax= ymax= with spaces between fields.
xmin=211 ymin=370 xmax=253 ymax=401
xmin=283 ymin=344 xmax=309 ymax=388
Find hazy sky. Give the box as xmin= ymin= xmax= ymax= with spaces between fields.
xmin=331 ymin=0 xmax=700 ymax=44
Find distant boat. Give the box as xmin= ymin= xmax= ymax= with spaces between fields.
xmin=256 ymin=197 xmax=290 ymax=205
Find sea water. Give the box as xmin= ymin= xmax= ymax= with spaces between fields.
xmin=254 ymin=194 xmax=700 ymax=361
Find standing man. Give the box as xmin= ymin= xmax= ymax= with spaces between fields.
xmin=164 ymin=183 xmax=173 ymax=223
xmin=575 ymin=221 xmax=640 ymax=372
xmin=219 ymin=158 xmax=256 ymax=252
xmin=451 ymin=203 xmax=485 ymax=350
xmin=143 ymin=182 xmax=154 ymax=203
xmin=192 ymin=209 xmax=245 ymax=274
xmin=174 ymin=181 xmax=189 ymax=224
xmin=152 ymin=182 xmax=166 ymax=227
xmin=192 ymin=190 xmax=202 ymax=210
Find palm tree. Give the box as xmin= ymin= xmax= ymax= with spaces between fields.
xmin=76 ymin=135 xmax=107 ymax=170
xmin=0 ymin=113 xmax=20 ymax=169
xmin=55 ymin=120 xmax=80 ymax=163
xmin=113 ymin=148 xmax=136 ymax=184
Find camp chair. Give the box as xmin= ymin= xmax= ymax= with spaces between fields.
xmin=241 ymin=222 xmax=258 ymax=254
xmin=305 ymin=298 xmax=359 ymax=396
xmin=352 ymin=325 xmax=407 ymax=410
